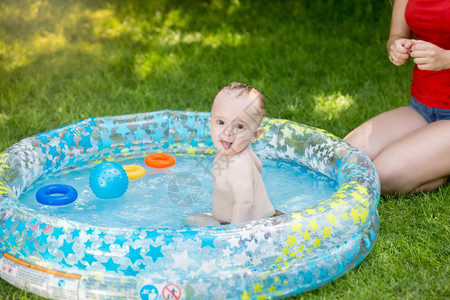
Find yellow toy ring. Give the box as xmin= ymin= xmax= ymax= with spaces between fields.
xmin=123 ymin=165 xmax=146 ymax=180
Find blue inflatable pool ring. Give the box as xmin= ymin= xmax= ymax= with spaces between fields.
xmin=35 ymin=184 xmax=78 ymax=206
xmin=89 ymin=162 xmax=128 ymax=199
xmin=0 ymin=110 xmax=380 ymax=299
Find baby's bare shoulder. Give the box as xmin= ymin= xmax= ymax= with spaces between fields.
xmin=228 ymin=153 xmax=254 ymax=174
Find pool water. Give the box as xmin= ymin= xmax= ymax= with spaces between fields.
xmin=19 ymin=155 xmax=338 ymax=229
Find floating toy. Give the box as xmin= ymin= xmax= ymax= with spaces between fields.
xmin=89 ymin=162 xmax=128 ymax=199
xmin=123 ymin=164 xmax=146 ymax=180
xmin=0 ymin=110 xmax=380 ymax=299
xmin=35 ymin=184 xmax=78 ymax=206
xmin=145 ymin=153 xmax=176 ymax=168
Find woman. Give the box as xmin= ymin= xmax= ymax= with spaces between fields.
xmin=344 ymin=0 xmax=450 ymax=195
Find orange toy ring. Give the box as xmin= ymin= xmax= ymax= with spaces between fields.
xmin=123 ymin=165 xmax=146 ymax=180
xmin=145 ymin=153 xmax=176 ymax=169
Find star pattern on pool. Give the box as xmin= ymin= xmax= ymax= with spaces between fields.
xmin=0 ymin=111 xmax=380 ymax=299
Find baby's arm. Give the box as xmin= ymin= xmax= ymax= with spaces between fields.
xmin=250 ymin=150 xmax=262 ymax=173
xmin=185 ymin=213 xmax=221 ymax=226
xmin=228 ymin=157 xmax=254 ymax=224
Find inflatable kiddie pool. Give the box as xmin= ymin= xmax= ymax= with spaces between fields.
xmin=0 ymin=110 xmax=380 ymax=299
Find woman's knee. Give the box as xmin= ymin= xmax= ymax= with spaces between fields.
xmin=374 ymin=160 xmax=415 ymax=195
xmin=344 ymin=126 xmax=377 ymax=160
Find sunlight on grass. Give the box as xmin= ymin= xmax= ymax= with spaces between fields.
xmin=1 ymin=32 xmax=68 ymax=71
xmin=32 ymin=32 xmax=66 ymax=52
xmin=0 ymin=3 xmax=110 ymax=71
xmin=134 ymin=52 xmax=181 ymax=79
xmin=91 ymin=8 xmax=121 ymax=38
xmin=133 ymin=27 xmax=245 ymax=79
xmin=91 ymin=8 xmax=144 ymax=41
xmin=156 ymin=6 xmax=246 ymax=48
xmin=201 ymin=31 xmax=246 ymax=48
xmin=0 ymin=0 xmax=41 ymax=22
xmin=0 ymin=1 xmax=247 ymax=78
xmin=162 ymin=9 xmax=189 ymax=29
xmin=313 ymin=92 xmax=354 ymax=120
xmin=0 ymin=41 xmax=30 ymax=71
xmin=209 ymin=0 xmax=242 ymax=14
xmin=0 ymin=113 xmax=10 ymax=126
xmin=157 ymin=28 xmax=246 ymax=48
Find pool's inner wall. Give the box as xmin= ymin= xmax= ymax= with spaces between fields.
xmin=0 ymin=110 xmax=380 ymax=299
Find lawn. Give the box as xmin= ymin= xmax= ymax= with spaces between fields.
xmin=0 ymin=0 xmax=448 ymax=299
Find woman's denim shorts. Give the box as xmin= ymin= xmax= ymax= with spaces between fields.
xmin=409 ymin=97 xmax=450 ymax=123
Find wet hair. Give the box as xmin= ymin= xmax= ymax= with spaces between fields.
xmin=216 ymin=82 xmax=266 ymax=119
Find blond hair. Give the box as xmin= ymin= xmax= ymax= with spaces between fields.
xmin=215 ymin=82 xmax=266 ymax=120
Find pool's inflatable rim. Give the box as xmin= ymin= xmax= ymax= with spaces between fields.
xmin=0 ymin=110 xmax=380 ymax=299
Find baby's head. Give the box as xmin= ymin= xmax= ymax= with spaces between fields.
xmin=212 ymin=82 xmax=266 ymax=125
xmin=210 ymin=82 xmax=266 ymax=155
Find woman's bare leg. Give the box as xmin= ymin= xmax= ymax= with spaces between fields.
xmin=344 ymin=107 xmax=450 ymax=194
xmin=373 ymin=120 xmax=450 ymax=194
xmin=344 ymin=107 xmax=427 ymax=160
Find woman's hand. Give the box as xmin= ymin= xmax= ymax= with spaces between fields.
xmin=389 ymin=38 xmax=415 ymax=66
xmin=410 ymin=40 xmax=450 ymax=71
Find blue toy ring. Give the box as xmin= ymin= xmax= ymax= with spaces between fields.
xmin=36 ymin=184 xmax=78 ymax=206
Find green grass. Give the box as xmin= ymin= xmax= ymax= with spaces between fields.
xmin=0 ymin=0 xmax=449 ymax=299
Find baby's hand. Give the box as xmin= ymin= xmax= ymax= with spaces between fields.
xmin=389 ymin=39 xmax=415 ymax=66
xmin=410 ymin=40 xmax=450 ymax=71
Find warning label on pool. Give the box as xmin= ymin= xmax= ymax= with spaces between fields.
xmin=162 ymin=283 xmax=182 ymax=300
xmin=139 ymin=282 xmax=183 ymax=300
xmin=0 ymin=253 xmax=81 ymax=300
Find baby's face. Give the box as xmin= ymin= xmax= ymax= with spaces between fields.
xmin=210 ymin=92 xmax=262 ymax=156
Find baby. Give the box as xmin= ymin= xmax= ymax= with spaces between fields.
xmin=185 ymin=82 xmax=281 ymax=226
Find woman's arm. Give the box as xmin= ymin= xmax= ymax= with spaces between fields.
xmin=387 ymin=0 xmax=414 ymax=66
